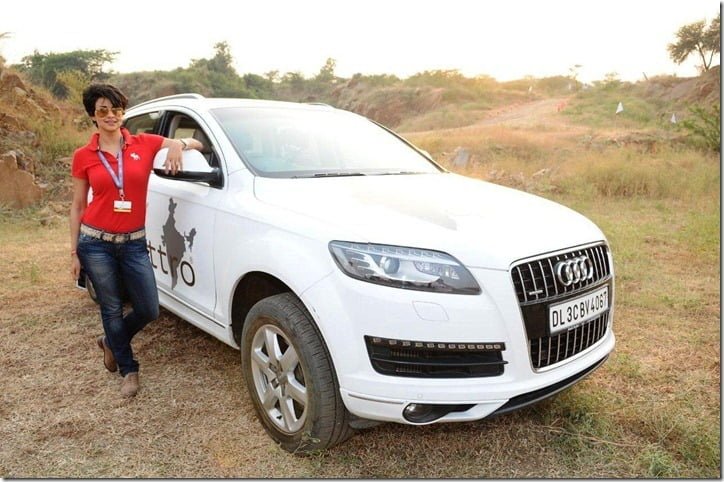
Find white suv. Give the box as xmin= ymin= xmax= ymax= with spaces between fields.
xmin=103 ymin=93 xmax=615 ymax=452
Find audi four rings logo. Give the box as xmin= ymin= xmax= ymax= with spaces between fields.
xmin=555 ymin=256 xmax=594 ymax=286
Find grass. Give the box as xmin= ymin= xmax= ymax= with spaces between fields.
xmin=396 ymin=105 xmax=491 ymax=132
xmin=563 ymin=83 xmax=671 ymax=130
xmin=0 ymin=88 xmax=719 ymax=477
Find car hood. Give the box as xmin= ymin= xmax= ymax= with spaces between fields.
xmin=253 ymin=173 xmax=605 ymax=269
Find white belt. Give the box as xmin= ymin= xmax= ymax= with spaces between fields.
xmin=80 ymin=224 xmax=146 ymax=243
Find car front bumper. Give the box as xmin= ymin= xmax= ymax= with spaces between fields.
xmin=301 ymin=264 xmax=616 ymax=425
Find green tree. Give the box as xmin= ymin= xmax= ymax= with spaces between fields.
xmin=56 ymin=69 xmax=91 ymax=105
xmin=282 ymin=71 xmax=306 ymax=92
xmin=190 ymin=41 xmax=236 ymax=75
xmin=243 ymin=73 xmax=274 ymax=98
xmin=188 ymin=42 xmax=248 ymax=97
xmin=18 ymin=49 xmax=116 ymax=98
xmin=406 ymin=69 xmax=467 ymax=87
xmin=668 ymin=13 xmax=721 ymax=72
xmin=264 ymin=70 xmax=280 ymax=83
xmin=316 ymin=57 xmax=337 ymax=83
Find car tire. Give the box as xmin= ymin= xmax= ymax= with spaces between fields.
xmin=241 ymin=292 xmax=354 ymax=454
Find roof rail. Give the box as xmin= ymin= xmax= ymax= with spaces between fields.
xmin=130 ymin=93 xmax=205 ymax=109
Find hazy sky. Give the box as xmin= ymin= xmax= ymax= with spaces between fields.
xmin=1 ymin=0 xmax=720 ymax=83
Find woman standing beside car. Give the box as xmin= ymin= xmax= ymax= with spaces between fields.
xmin=69 ymin=84 xmax=202 ymax=398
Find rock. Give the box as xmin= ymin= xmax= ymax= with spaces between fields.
xmin=1 ymin=149 xmax=34 ymax=174
xmin=25 ymin=96 xmax=47 ymax=115
xmin=0 ymin=151 xmax=43 ymax=208
xmin=451 ymin=147 xmax=470 ymax=168
xmin=0 ymin=71 xmax=27 ymax=91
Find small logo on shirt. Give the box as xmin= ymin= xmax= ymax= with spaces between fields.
xmin=130 ymin=152 xmax=141 ymax=161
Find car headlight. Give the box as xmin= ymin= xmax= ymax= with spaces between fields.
xmin=328 ymin=241 xmax=481 ymax=294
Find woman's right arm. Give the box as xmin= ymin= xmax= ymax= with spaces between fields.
xmin=70 ymin=177 xmax=89 ymax=280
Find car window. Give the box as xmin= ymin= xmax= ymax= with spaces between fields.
xmin=166 ymin=113 xmax=217 ymax=167
xmin=124 ymin=112 xmax=161 ymax=135
xmin=211 ymin=107 xmax=442 ymax=178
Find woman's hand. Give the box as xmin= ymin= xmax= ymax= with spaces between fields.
xmin=71 ymin=254 xmax=81 ymax=281
xmin=69 ymin=177 xmax=88 ymax=283
xmin=164 ymin=139 xmax=184 ymax=175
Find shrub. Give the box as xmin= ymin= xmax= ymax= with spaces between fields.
xmin=679 ymin=104 xmax=720 ymax=152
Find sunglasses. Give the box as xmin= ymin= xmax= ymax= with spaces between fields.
xmin=95 ymin=106 xmax=125 ymax=118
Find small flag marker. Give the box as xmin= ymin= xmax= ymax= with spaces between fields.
xmin=615 ymin=102 xmax=624 ymax=114
xmin=670 ymin=113 xmax=677 ymax=123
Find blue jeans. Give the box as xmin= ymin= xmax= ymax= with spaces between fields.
xmin=77 ymin=233 xmax=159 ymax=376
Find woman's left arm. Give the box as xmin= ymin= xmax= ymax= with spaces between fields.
xmin=160 ymin=137 xmax=204 ymax=175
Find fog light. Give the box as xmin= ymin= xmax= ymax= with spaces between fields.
xmin=403 ymin=403 xmax=476 ymax=423
xmin=403 ymin=403 xmax=436 ymax=423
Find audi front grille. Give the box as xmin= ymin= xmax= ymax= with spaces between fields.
xmin=511 ymin=243 xmax=613 ymax=370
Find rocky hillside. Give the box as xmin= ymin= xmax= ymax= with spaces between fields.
xmin=0 ymin=65 xmax=91 ymax=216
xmin=642 ymin=65 xmax=720 ymax=108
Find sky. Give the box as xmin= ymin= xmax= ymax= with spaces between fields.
xmin=1 ymin=0 xmax=720 ymax=84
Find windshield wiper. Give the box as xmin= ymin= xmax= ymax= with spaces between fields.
xmin=377 ymin=171 xmax=424 ymax=176
xmin=310 ymin=172 xmax=367 ymax=178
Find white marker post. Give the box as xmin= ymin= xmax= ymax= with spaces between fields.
xmin=615 ymin=102 xmax=624 ymax=114
xmin=670 ymin=113 xmax=677 ymax=124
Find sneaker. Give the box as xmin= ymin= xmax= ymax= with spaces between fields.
xmin=97 ymin=336 xmax=117 ymax=373
xmin=121 ymin=372 xmax=139 ymax=398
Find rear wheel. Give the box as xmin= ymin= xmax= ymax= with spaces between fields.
xmin=241 ymin=292 xmax=354 ymax=453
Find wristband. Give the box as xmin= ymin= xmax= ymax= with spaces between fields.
xmin=179 ymin=139 xmax=188 ymax=150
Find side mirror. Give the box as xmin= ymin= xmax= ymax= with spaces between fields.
xmin=153 ymin=148 xmax=223 ymax=187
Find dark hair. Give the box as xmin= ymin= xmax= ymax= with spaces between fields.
xmin=81 ymin=84 xmax=129 ymax=118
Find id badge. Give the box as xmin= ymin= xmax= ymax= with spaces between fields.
xmin=114 ymin=200 xmax=132 ymax=213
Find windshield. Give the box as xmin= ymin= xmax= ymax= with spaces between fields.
xmin=211 ymin=106 xmax=442 ymax=178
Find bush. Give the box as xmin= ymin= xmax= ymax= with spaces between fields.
xmin=679 ymin=104 xmax=720 ymax=152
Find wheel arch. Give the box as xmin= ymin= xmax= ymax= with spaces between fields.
xmin=230 ymin=271 xmax=293 ymax=345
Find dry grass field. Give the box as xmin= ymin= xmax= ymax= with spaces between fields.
xmin=0 ymin=97 xmax=719 ymax=478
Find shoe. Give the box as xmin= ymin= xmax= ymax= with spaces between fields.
xmin=97 ymin=336 xmax=117 ymax=373
xmin=121 ymin=372 xmax=139 ymax=398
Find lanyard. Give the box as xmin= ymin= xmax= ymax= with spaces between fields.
xmin=96 ymin=145 xmax=125 ymax=199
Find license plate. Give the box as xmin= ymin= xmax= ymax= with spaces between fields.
xmin=549 ymin=286 xmax=609 ymax=335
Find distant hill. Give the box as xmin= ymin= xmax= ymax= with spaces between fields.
xmin=0 ymin=62 xmax=719 ymax=209
xmin=108 ymin=67 xmax=719 ymax=133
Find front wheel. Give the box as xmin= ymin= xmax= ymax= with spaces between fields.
xmin=241 ymin=292 xmax=354 ymax=453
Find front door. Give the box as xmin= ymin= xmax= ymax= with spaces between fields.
xmin=127 ymin=110 xmax=223 ymax=323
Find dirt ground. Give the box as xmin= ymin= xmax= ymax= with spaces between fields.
xmin=0 ymin=220 xmax=598 ymax=478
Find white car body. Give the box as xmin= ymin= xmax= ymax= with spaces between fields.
xmin=120 ymin=94 xmax=615 ymax=451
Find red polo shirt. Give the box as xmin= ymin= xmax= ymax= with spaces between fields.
xmin=72 ymin=128 xmax=164 ymax=233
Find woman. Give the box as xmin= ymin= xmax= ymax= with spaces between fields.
xmin=70 ymin=84 xmax=202 ymax=398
